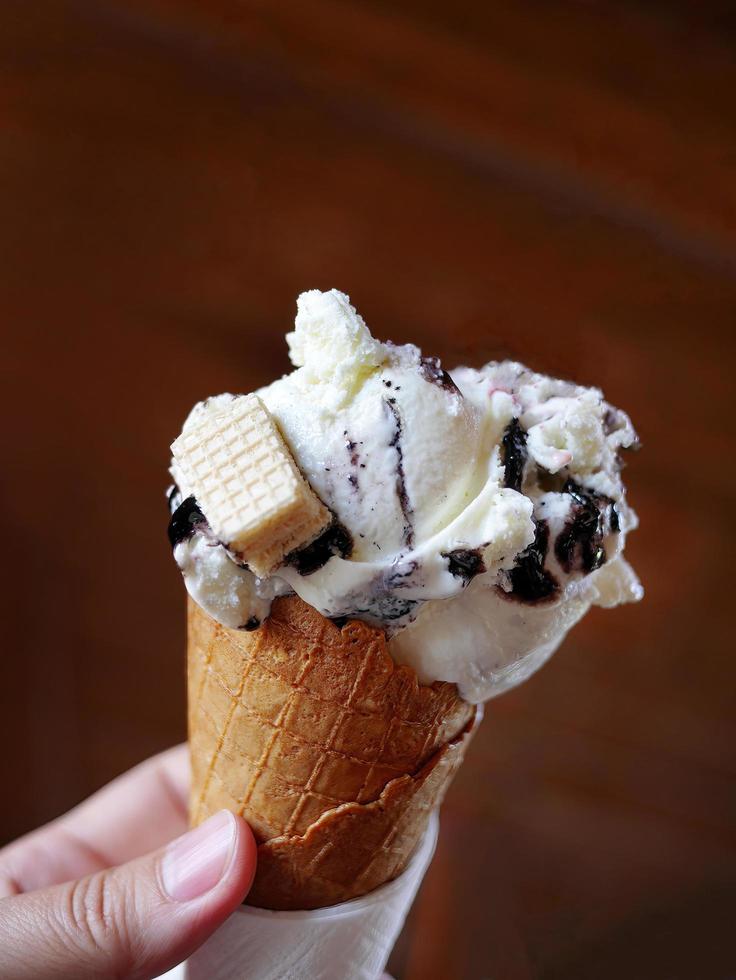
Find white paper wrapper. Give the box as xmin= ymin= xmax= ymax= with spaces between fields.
xmin=158 ymin=811 xmax=438 ymax=980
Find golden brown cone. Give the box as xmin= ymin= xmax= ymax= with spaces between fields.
xmin=248 ymin=718 xmax=476 ymax=909
xmin=188 ymin=595 xmax=478 ymax=909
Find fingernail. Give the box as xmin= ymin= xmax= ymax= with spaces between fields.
xmin=162 ymin=810 xmax=236 ymax=902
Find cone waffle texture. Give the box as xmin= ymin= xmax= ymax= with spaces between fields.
xmin=188 ymin=595 xmax=478 ymax=910
xmin=171 ymin=394 xmax=330 ymax=576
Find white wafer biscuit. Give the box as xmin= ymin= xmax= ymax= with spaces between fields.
xmin=171 ymin=394 xmax=331 ymax=576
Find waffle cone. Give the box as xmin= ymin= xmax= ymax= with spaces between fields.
xmin=188 ymin=595 xmax=478 ymax=910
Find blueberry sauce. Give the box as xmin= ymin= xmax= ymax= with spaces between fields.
xmin=386 ymin=559 xmax=419 ymax=588
xmin=602 ymin=408 xmax=619 ymax=436
xmin=168 ymin=496 xmax=208 ymax=549
xmin=504 ymin=520 xmax=558 ymax=603
xmin=356 ymin=595 xmax=418 ymax=622
xmin=501 ymin=418 xmax=528 ymax=493
xmin=535 ymin=467 xmax=569 ymax=494
xmin=555 ymin=480 xmax=611 ymax=574
xmin=344 ymin=431 xmax=361 ymax=492
xmin=285 ymin=521 xmax=353 ymax=576
xmin=443 ymin=548 xmax=486 ymax=583
xmin=344 ymin=432 xmax=360 ymax=465
xmin=384 ymin=398 xmax=414 ymax=547
xmin=420 ymin=356 xmax=461 ymax=395
xmin=167 ymin=484 xmax=182 ymax=513
xmin=239 ymin=616 xmax=261 ymax=631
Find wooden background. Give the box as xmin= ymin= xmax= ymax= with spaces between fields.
xmin=1 ymin=1 xmax=734 ymax=976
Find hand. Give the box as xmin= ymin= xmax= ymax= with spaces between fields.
xmin=0 ymin=745 xmax=256 ymax=979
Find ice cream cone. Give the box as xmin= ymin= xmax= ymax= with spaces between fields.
xmin=187 ymin=595 xmax=479 ymax=910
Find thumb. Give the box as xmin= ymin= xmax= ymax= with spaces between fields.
xmin=0 ymin=810 xmax=256 ymax=980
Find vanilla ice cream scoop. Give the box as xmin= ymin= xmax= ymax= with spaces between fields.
xmin=168 ymin=289 xmax=641 ymax=703
xmin=259 ymin=289 xmax=490 ymax=560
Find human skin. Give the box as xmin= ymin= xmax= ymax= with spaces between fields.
xmin=0 ymin=745 xmax=256 ymax=980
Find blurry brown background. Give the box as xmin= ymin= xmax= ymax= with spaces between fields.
xmin=1 ymin=1 xmax=735 ymax=977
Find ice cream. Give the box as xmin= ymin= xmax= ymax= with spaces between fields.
xmin=169 ymin=289 xmax=641 ymax=703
